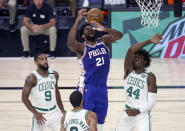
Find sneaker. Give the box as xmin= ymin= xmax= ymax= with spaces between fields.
xmin=21 ymin=51 xmax=29 ymax=58
xmin=49 ymin=51 xmax=56 ymax=59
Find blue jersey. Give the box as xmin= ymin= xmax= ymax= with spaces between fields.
xmin=78 ymin=40 xmax=110 ymax=87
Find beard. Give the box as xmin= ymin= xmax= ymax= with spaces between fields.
xmin=85 ymin=31 xmax=96 ymax=41
xmin=39 ymin=64 xmax=49 ymax=71
xmin=86 ymin=35 xmax=96 ymax=41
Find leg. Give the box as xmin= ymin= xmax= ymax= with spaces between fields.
xmin=114 ymin=112 xmax=134 ymax=131
xmin=47 ymin=110 xmax=62 ymax=131
xmin=21 ymin=26 xmax=34 ymax=52
xmin=94 ymin=86 xmax=108 ymax=131
xmin=31 ymin=116 xmax=44 ymax=131
xmin=43 ymin=26 xmax=57 ymax=52
xmin=136 ymin=113 xmax=152 ymax=131
xmin=82 ymin=84 xmax=95 ymax=112
xmin=8 ymin=0 xmax=17 ymax=25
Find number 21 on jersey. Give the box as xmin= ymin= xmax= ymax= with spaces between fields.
xmin=96 ymin=57 xmax=104 ymax=66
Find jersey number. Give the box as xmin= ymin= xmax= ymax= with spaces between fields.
xmin=70 ymin=127 xmax=78 ymax=131
xmin=45 ymin=91 xmax=51 ymax=101
xmin=127 ymin=86 xmax=140 ymax=99
xmin=96 ymin=57 xmax=104 ymax=66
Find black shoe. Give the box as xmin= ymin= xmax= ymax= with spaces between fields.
xmin=21 ymin=51 xmax=29 ymax=58
xmin=49 ymin=51 xmax=56 ymax=59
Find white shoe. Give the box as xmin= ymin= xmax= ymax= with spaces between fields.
xmin=83 ymin=0 xmax=89 ymax=7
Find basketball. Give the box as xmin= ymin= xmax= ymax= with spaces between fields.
xmin=86 ymin=8 xmax=104 ymax=24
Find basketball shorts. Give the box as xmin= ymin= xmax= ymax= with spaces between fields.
xmin=79 ymin=83 xmax=108 ymax=124
xmin=31 ymin=108 xmax=62 ymax=131
xmin=115 ymin=111 xmax=152 ymax=131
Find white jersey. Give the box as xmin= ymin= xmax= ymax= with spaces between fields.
xmin=124 ymin=70 xmax=150 ymax=110
xmin=64 ymin=109 xmax=89 ymax=131
xmin=29 ymin=69 xmax=57 ymax=112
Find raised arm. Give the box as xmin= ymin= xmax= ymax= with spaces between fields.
xmin=67 ymin=9 xmax=87 ymax=58
xmin=86 ymin=111 xmax=97 ymax=131
xmin=22 ymin=74 xmax=46 ymax=125
xmin=91 ymin=21 xmax=123 ymax=46
xmin=54 ymin=71 xmax=66 ymax=115
xmin=124 ymin=34 xmax=162 ymax=79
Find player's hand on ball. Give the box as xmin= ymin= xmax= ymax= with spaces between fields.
xmin=77 ymin=9 xmax=87 ymax=20
xmin=91 ymin=20 xmax=105 ymax=32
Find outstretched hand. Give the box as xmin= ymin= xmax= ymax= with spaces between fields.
xmin=150 ymin=33 xmax=163 ymax=44
xmin=91 ymin=20 xmax=105 ymax=32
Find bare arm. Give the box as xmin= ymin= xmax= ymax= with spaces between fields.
xmin=90 ymin=21 xmax=123 ymax=47
xmin=22 ymin=74 xmax=37 ymax=114
xmin=60 ymin=114 xmax=65 ymax=131
xmin=54 ymin=71 xmax=66 ymax=115
xmin=86 ymin=111 xmax=97 ymax=131
xmin=124 ymin=34 xmax=162 ymax=79
xmin=23 ymin=17 xmax=33 ymax=30
xmin=22 ymin=74 xmax=46 ymax=125
xmin=40 ymin=18 xmax=56 ymax=29
xmin=148 ymin=73 xmax=157 ymax=93
xmin=67 ymin=9 xmax=87 ymax=58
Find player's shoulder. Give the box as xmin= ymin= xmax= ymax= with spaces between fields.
xmin=147 ymin=72 xmax=156 ymax=81
xmin=52 ymin=70 xmax=59 ymax=80
xmin=26 ymin=73 xmax=36 ymax=81
xmin=25 ymin=73 xmax=37 ymax=85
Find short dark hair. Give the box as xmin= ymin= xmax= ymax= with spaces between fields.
xmin=135 ymin=49 xmax=151 ymax=68
xmin=70 ymin=90 xmax=83 ymax=108
xmin=79 ymin=22 xmax=91 ymax=40
xmin=34 ymin=53 xmax=45 ymax=62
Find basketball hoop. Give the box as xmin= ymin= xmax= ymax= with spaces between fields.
xmin=136 ymin=0 xmax=163 ymax=28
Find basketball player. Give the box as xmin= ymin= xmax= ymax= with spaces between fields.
xmin=22 ymin=53 xmax=66 ymax=131
xmin=115 ymin=34 xmax=162 ymax=131
xmin=67 ymin=9 xmax=123 ymax=131
xmin=61 ymin=90 xmax=97 ymax=131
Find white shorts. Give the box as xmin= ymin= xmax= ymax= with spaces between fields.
xmin=31 ymin=109 xmax=62 ymax=131
xmin=115 ymin=111 xmax=152 ymax=131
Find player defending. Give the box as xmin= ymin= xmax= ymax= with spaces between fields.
xmin=61 ymin=90 xmax=97 ymax=131
xmin=67 ymin=9 xmax=123 ymax=131
xmin=22 ymin=53 xmax=66 ymax=131
xmin=115 ymin=34 xmax=162 ymax=131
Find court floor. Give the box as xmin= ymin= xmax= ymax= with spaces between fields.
xmin=0 ymin=58 xmax=185 ymax=131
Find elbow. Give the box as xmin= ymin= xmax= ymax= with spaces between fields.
xmin=118 ymin=32 xmax=123 ymax=39
xmin=127 ymin=47 xmax=135 ymax=54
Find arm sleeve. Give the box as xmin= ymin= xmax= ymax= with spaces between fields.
xmin=139 ymin=92 xmax=157 ymax=113
xmin=47 ymin=4 xmax=55 ymax=19
xmin=24 ymin=5 xmax=32 ymax=18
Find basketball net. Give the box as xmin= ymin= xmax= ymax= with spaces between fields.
xmin=136 ymin=0 xmax=163 ymax=28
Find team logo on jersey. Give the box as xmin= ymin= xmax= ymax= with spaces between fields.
xmin=141 ymin=74 xmax=146 ymax=78
xmin=150 ymin=17 xmax=185 ymax=58
xmin=50 ymin=75 xmax=55 ymax=79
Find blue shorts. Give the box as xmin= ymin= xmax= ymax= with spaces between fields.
xmin=79 ymin=83 xmax=108 ymax=124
